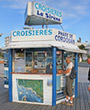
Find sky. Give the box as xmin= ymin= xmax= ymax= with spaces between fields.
xmin=0 ymin=0 xmax=90 ymax=47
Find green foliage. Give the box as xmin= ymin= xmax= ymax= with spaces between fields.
xmin=16 ymin=53 xmax=24 ymax=57
xmin=18 ymin=79 xmax=43 ymax=99
xmin=88 ymin=55 xmax=90 ymax=58
xmin=78 ymin=44 xmax=85 ymax=50
xmin=82 ymin=60 xmax=87 ymax=63
xmin=0 ymin=52 xmax=4 ymax=58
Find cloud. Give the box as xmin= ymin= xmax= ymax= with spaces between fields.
xmin=44 ymin=0 xmax=90 ymax=20
xmin=1 ymin=0 xmax=90 ymax=22
xmin=1 ymin=0 xmax=46 ymax=9
xmin=2 ymin=0 xmax=30 ymax=9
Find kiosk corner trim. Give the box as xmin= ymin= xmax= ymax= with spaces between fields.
xmin=52 ymin=47 xmax=57 ymax=106
xmin=9 ymin=49 xmax=12 ymax=102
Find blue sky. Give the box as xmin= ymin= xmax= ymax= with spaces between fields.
xmin=0 ymin=0 xmax=90 ymax=47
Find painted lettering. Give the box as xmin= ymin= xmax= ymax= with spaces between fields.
xmin=34 ymin=2 xmax=62 ymax=17
xmin=37 ymin=10 xmax=43 ymax=16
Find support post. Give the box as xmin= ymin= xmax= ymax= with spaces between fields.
xmin=42 ymin=24 xmax=44 ymax=28
xmin=62 ymin=50 xmax=64 ymax=70
xmin=75 ymin=53 xmax=78 ymax=97
xmin=46 ymin=20 xmax=48 ymax=28
xmin=9 ymin=49 xmax=12 ymax=102
xmin=52 ymin=47 xmax=56 ymax=106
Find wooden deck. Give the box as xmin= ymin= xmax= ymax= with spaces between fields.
xmin=0 ymin=77 xmax=90 ymax=110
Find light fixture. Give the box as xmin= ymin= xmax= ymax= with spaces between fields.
xmin=23 ymin=26 xmax=30 ymax=30
xmin=0 ymin=33 xmax=10 ymax=37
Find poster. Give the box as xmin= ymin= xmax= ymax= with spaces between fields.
xmin=16 ymin=79 xmax=43 ymax=103
xmin=14 ymin=58 xmax=25 ymax=72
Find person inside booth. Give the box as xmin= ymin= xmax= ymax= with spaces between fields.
xmin=46 ymin=63 xmax=52 ymax=74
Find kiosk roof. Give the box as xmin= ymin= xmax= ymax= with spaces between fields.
xmin=4 ymin=41 xmax=86 ymax=54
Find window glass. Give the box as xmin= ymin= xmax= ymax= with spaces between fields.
xmin=25 ymin=49 xmax=52 ymax=73
xmin=4 ymin=51 xmax=9 ymax=67
xmin=56 ymin=51 xmax=62 ymax=70
xmin=13 ymin=49 xmax=64 ymax=74
xmin=14 ymin=49 xmax=25 ymax=72
xmin=25 ymin=50 xmax=32 ymax=73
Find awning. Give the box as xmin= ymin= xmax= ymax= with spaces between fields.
xmin=3 ymin=41 xmax=87 ymax=54
xmin=51 ymin=41 xmax=87 ymax=53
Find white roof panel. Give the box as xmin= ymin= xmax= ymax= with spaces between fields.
xmin=4 ymin=41 xmax=87 ymax=53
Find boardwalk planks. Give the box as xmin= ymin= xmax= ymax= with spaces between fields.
xmin=0 ymin=78 xmax=90 ymax=110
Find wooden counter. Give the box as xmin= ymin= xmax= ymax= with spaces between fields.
xmin=11 ymin=72 xmax=62 ymax=75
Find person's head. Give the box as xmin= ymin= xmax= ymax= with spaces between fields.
xmin=66 ymin=56 xmax=72 ymax=64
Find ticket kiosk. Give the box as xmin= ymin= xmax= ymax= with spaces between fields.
xmin=3 ymin=1 xmax=86 ymax=106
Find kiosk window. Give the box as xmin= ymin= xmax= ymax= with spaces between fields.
xmin=4 ymin=51 xmax=9 ymax=68
xmin=25 ymin=50 xmax=52 ymax=73
xmin=25 ymin=51 xmax=32 ymax=73
xmin=34 ymin=52 xmax=46 ymax=69
xmin=56 ymin=51 xmax=62 ymax=70
xmin=13 ymin=49 xmax=64 ymax=74
xmin=14 ymin=49 xmax=25 ymax=72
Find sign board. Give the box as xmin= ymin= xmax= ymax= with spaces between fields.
xmin=11 ymin=29 xmax=76 ymax=45
xmin=24 ymin=1 xmax=63 ymax=25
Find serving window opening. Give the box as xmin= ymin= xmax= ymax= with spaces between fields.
xmin=13 ymin=48 xmax=53 ymax=74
